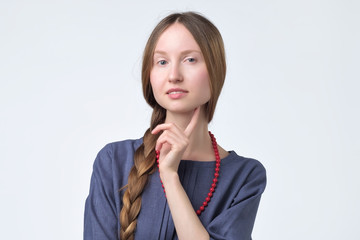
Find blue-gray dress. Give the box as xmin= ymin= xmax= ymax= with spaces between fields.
xmin=84 ymin=138 xmax=266 ymax=240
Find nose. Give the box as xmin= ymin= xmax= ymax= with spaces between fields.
xmin=168 ymin=63 xmax=183 ymax=83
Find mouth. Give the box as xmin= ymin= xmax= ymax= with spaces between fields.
xmin=166 ymin=88 xmax=188 ymax=95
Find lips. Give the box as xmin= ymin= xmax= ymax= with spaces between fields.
xmin=166 ymin=88 xmax=188 ymax=95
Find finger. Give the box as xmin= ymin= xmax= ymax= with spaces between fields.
xmin=155 ymin=130 xmax=186 ymax=152
xmin=152 ymin=123 xmax=187 ymax=140
xmin=184 ymin=107 xmax=201 ymax=137
xmin=155 ymin=137 xmax=172 ymax=154
xmin=155 ymin=130 xmax=170 ymax=151
xmin=151 ymin=123 xmax=177 ymax=135
xmin=155 ymin=131 xmax=171 ymax=152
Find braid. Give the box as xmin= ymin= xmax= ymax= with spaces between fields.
xmin=119 ymin=106 xmax=166 ymax=239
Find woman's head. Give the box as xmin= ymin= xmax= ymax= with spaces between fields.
xmin=142 ymin=12 xmax=226 ymax=122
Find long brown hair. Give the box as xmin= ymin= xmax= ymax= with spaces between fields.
xmin=119 ymin=12 xmax=226 ymax=239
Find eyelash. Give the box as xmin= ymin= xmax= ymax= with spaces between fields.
xmin=156 ymin=57 xmax=197 ymax=66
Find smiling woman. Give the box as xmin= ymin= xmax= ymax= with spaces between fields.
xmin=84 ymin=11 xmax=266 ymax=240
xmin=150 ymin=23 xmax=211 ymax=114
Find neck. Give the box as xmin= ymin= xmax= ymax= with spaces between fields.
xmin=165 ymin=108 xmax=213 ymax=161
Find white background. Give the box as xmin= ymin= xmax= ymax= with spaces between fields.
xmin=1 ymin=0 xmax=359 ymax=239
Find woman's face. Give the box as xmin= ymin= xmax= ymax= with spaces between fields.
xmin=150 ymin=23 xmax=211 ymax=114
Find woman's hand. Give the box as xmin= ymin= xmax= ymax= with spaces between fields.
xmin=151 ymin=107 xmax=200 ymax=175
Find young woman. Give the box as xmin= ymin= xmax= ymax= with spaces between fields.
xmin=84 ymin=12 xmax=266 ymax=240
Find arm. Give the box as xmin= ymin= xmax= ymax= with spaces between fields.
xmin=84 ymin=144 xmax=119 ymax=240
xmin=152 ymin=108 xmax=209 ymax=240
xmin=207 ymin=161 xmax=267 ymax=240
xmin=161 ymin=170 xmax=210 ymax=240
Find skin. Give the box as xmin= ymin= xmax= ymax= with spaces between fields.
xmin=150 ymin=23 xmax=228 ymax=240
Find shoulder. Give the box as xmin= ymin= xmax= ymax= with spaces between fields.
xmin=95 ymin=138 xmax=143 ymax=165
xmin=97 ymin=138 xmax=143 ymax=156
xmin=222 ymin=151 xmax=267 ymax=193
xmin=92 ymin=138 xmax=143 ymax=184
xmin=224 ymin=151 xmax=265 ymax=173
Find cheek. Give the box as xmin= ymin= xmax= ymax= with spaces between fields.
xmin=150 ymin=68 xmax=164 ymax=85
xmin=149 ymin=71 xmax=158 ymax=93
xmin=196 ymin=70 xmax=211 ymax=98
xmin=150 ymin=67 xmax=168 ymax=95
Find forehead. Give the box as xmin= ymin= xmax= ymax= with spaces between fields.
xmin=154 ymin=23 xmax=201 ymax=53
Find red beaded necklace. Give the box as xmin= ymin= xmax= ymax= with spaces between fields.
xmin=156 ymin=131 xmax=221 ymax=216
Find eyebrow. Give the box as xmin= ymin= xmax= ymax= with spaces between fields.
xmin=153 ymin=50 xmax=202 ymax=55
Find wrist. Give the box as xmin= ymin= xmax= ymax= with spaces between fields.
xmin=159 ymin=170 xmax=179 ymax=187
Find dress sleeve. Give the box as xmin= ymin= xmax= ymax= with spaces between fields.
xmin=207 ymin=162 xmax=267 ymax=240
xmin=84 ymin=144 xmax=119 ymax=240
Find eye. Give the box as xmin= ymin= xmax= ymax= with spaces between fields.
xmin=158 ymin=60 xmax=167 ymax=65
xmin=186 ymin=57 xmax=196 ymax=63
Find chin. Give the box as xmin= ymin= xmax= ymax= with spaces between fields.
xmin=166 ymin=107 xmax=195 ymax=114
xmin=166 ymin=104 xmax=205 ymax=115
xmin=158 ymin=100 xmax=208 ymax=114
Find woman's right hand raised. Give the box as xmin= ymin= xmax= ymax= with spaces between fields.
xmin=151 ymin=107 xmax=200 ymax=175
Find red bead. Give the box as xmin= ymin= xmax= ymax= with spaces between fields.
xmin=216 ymin=163 xmax=220 ymax=168
xmin=210 ymin=187 xmax=215 ymax=192
xmin=196 ymin=210 xmax=201 ymax=215
xmin=215 ymin=167 xmax=220 ymax=172
xmin=206 ymin=197 xmax=210 ymax=202
xmin=211 ymin=183 xmax=216 ymax=188
xmin=214 ymin=172 xmax=219 ymax=177
xmin=200 ymin=206 xmax=204 ymax=211
xmin=203 ymin=201 xmax=208 ymax=206
xmin=213 ymin=178 xmax=218 ymax=183
xmin=208 ymin=192 xmax=213 ymax=197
